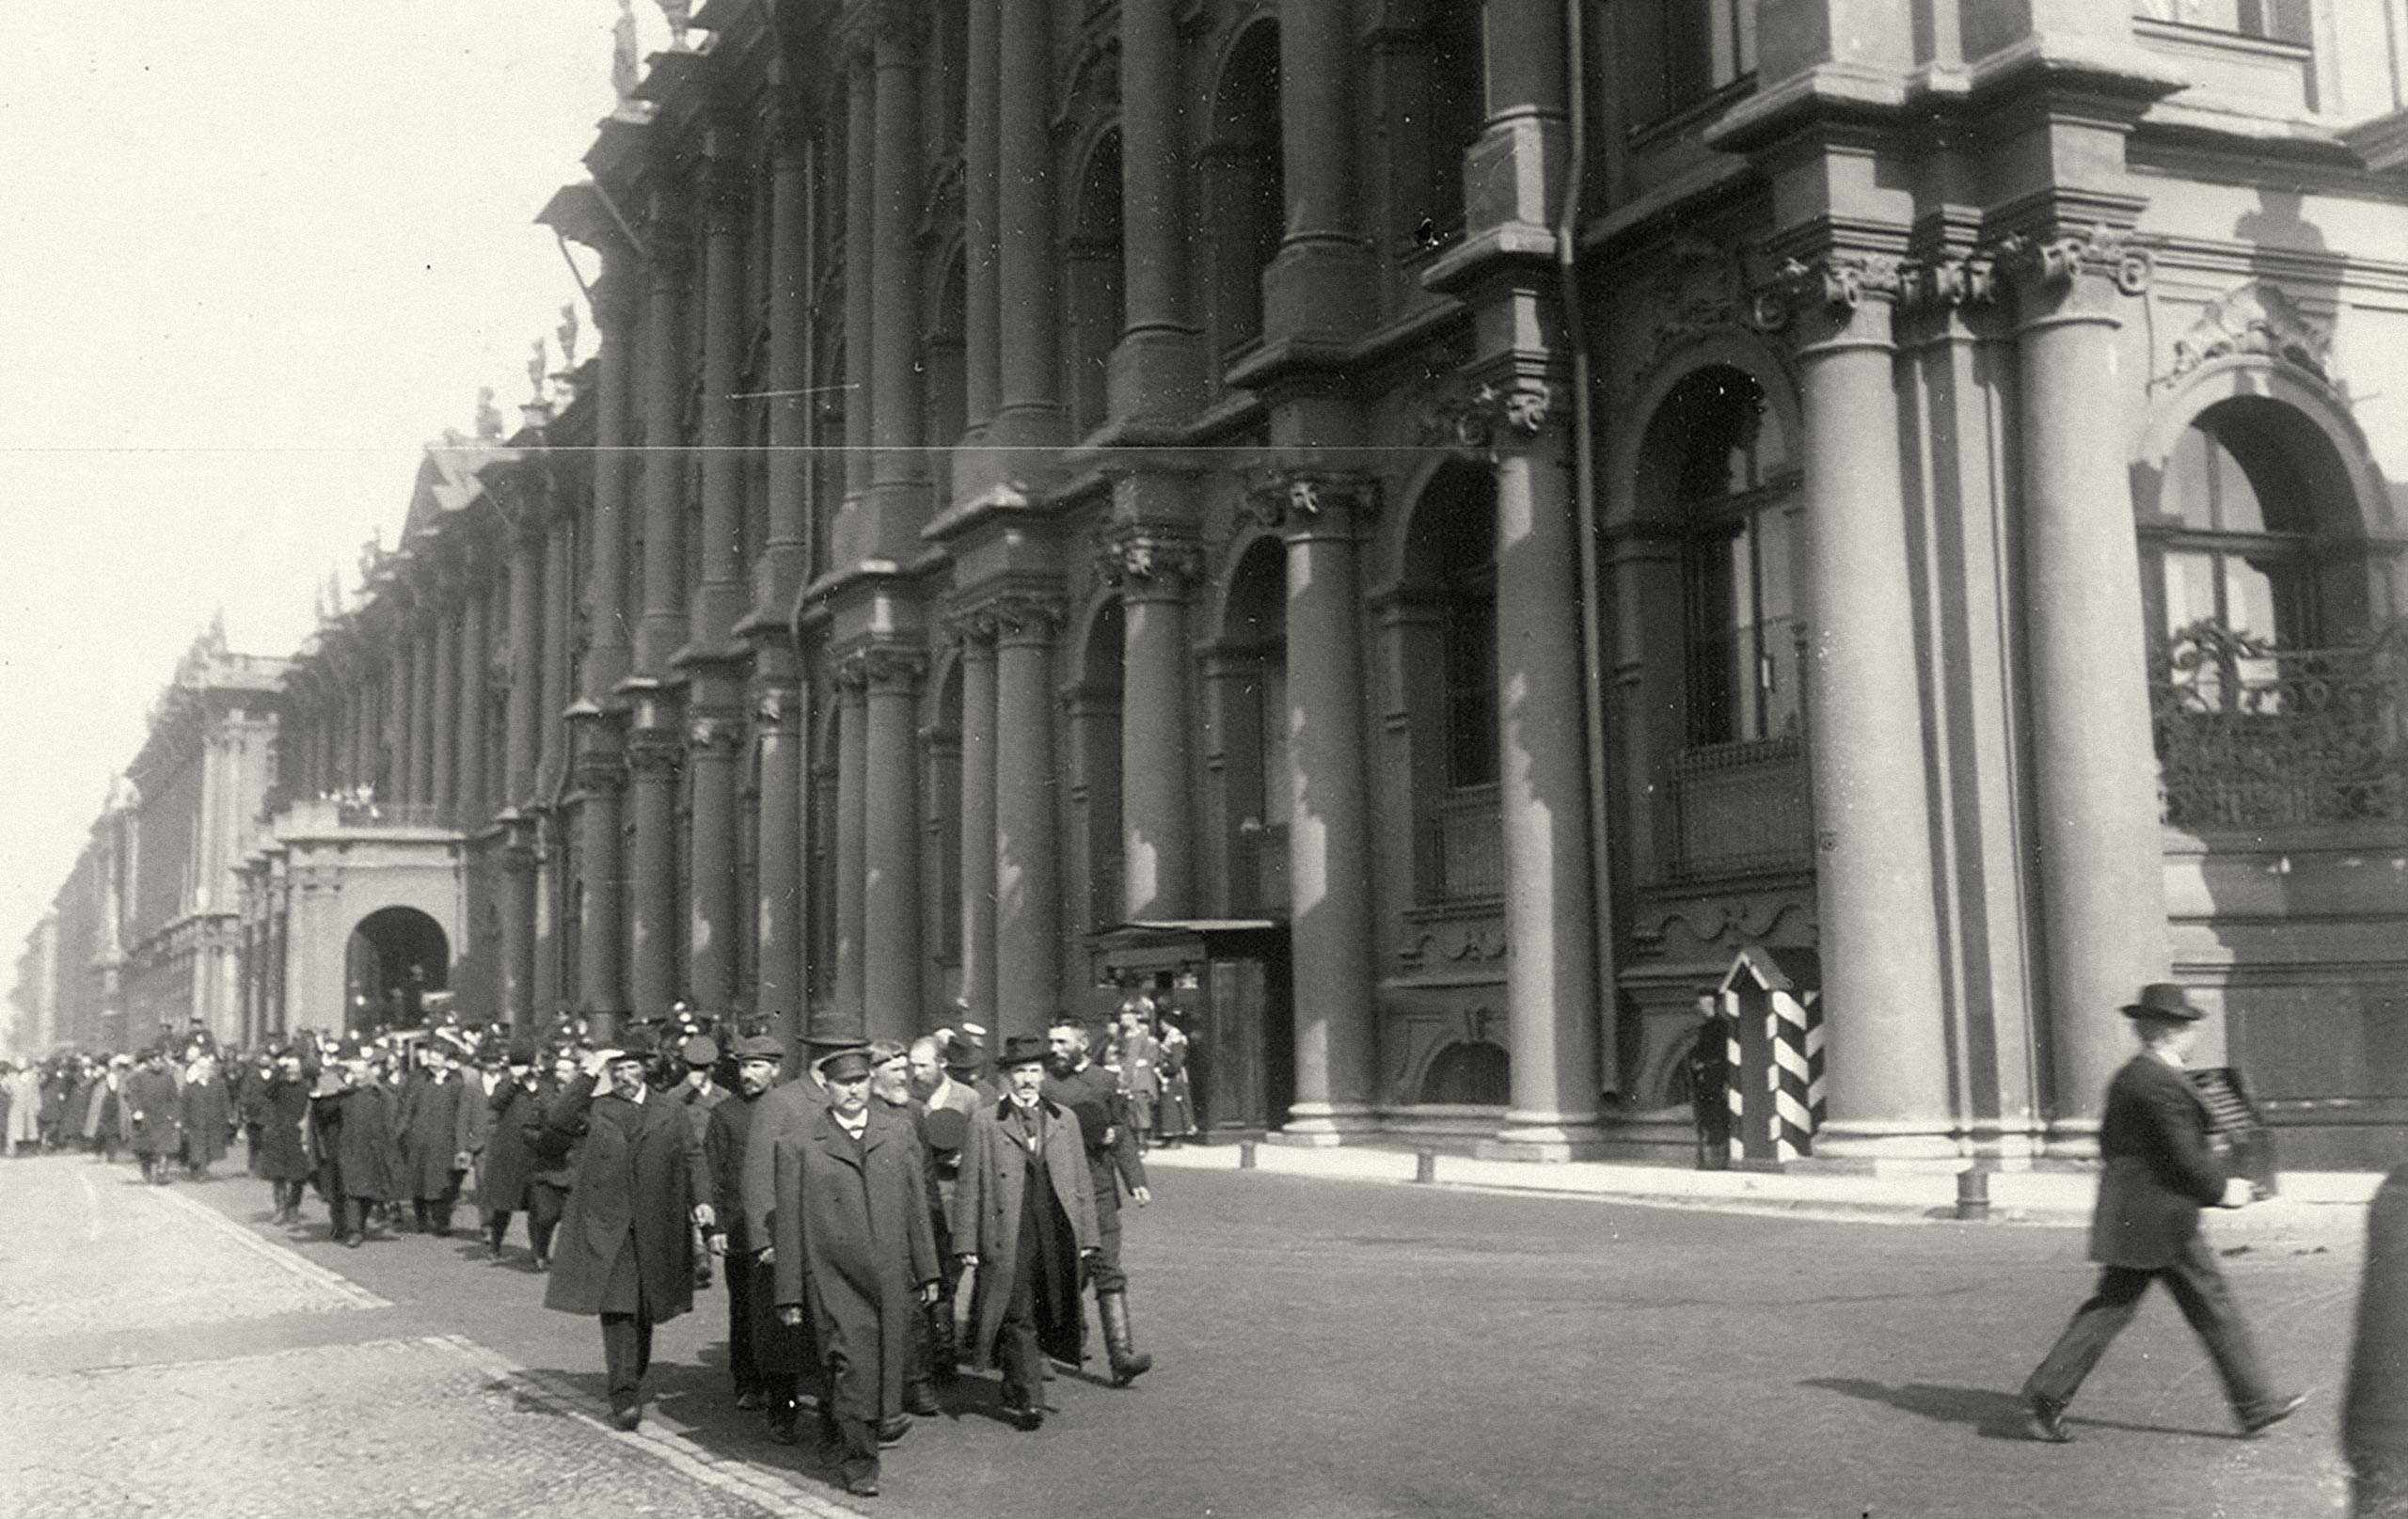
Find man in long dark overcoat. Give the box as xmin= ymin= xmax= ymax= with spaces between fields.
xmin=771 ymin=1047 xmax=941 ymax=1498
xmin=521 ymin=1048 xmax=582 ymax=1270
xmin=2021 ymin=982 xmax=2305 ymax=1442
xmin=255 ymin=1048 xmax=317 ymax=1224
xmin=1041 ymin=1016 xmax=1155 ymax=1386
xmin=477 ymin=1044 xmax=545 ymax=1260
xmin=955 ymin=1035 xmax=1100 ymax=1432
xmin=127 ymin=1050 xmax=183 ymax=1184
xmin=541 ymin=1032 xmax=715 ymax=1430
xmin=705 ymin=1033 xmax=784 ymax=1413
xmin=743 ymin=1028 xmax=849 ymax=1443
xmin=312 ymin=1043 xmax=404 ymax=1246
xmin=396 ymin=1040 xmax=476 ymax=1236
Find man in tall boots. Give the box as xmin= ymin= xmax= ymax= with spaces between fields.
xmin=705 ymin=1033 xmax=784 ymax=1412
xmin=771 ymin=1047 xmax=941 ymax=1498
xmin=956 ymin=1036 xmax=1101 ymax=1430
xmin=2021 ymin=982 xmax=2305 ymax=1442
xmin=1040 ymin=1015 xmax=1154 ymax=1386
xmin=541 ymin=1029 xmax=716 ymax=1431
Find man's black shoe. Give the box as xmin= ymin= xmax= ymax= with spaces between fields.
xmin=1002 ymin=1400 xmax=1043 ymax=1432
xmin=877 ymin=1416 xmax=911 ymax=1448
xmin=903 ymin=1384 xmax=939 ymax=1416
xmin=844 ymin=1472 xmax=880 ymax=1498
xmin=2025 ymin=1395 xmax=2073 ymax=1444
xmin=2243 ymin=1393 xmax=2308 ymax=1436
xmin=610 ymin=1404 xmax=642 ymax=1432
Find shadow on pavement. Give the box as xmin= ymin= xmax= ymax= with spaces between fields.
xmin=1798 ymin=1378 xmax=2238 ymax=1443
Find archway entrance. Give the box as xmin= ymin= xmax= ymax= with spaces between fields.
xmin=346 ymin=907 xmax=450 ymax=1031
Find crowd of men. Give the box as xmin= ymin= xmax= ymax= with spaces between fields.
xmin=3 ymin=996 xmax=1195 ymax=1502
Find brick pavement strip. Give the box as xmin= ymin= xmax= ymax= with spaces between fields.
xmin=0 ymin=1158 xmax=864 ymax=1519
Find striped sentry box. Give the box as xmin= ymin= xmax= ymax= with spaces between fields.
xmin=1719 ymin=946 xmax=1825 ymax=1169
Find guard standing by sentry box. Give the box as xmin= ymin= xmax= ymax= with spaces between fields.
xmin=1718 ymin=946 xmax=1825 ymax=1170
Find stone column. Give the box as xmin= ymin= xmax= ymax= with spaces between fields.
xmin=410 ymin=612 xmax=438 ymax=809
xmin=626 ymin=707 xmax=682 ymax=1019
xmin=992 ymin=594 xmax=1062 ymax=1042
xmin=1101 ymin=529 xmax=1199 ymax=919
xmin=505 ymin=524 xmax=544 ymax=808
xmin=2005 ymin=229 xmax=2169 ymax=1147
xmin=752 ymin=654 xmax=805 ymax=1045
xmin=841 ymin=44 xmax=877 ymax=514
xmin=1115 ymin=0 xmax=1200 ymax=419
xmin=573 ymin=736 xmax=626 ymax=1038
xmin=499 ymin=844 xmax=536 ymax=1034
xmin=431 ymin=594 xmax=458 ymax=823
xmin=385 ymin=641 xmax=410 ymax=800
xmin=832 ymin=659 xmax=870 ymax=1033
xmin=1267 ymin=0 xmax=1373 ymax=341
xmin=1261 ymin=474 xmax=1379 ymax=1140
xmin=684 ymin=146 xmax=749 ymax=1019
xmin=762 ymin=104 xmax=813 ymax=595
xmin=1778 ymin=255 xmax=1955 ymax=1161
xmin=535 ymin=512 xmax=573 ymax=1017
xmin=953 ymin=612 xmax=1000 ymax=1024
xmin=1484 ymin=387 xmax=1607 ymax=1158
xmin=992 ymin=0 xmax=1063 ymax=448
xmin=963 ymin=0 xmax=1001 ymax=432
xmin=571 ymin=250 xmax=637 ymax=1031
xmin=635 ymin=192 xmax=690 ymax=681
xmin=869 ymin=9 xmax=927 ymax=526
xmin=862 ymin=648 xmax=926 ymax=1041
xmin=456 ymin=580 xmax=488 ymax=829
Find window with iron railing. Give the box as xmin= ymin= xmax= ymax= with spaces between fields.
xmin=2152 ymin=620 xmax=2408 ymax=829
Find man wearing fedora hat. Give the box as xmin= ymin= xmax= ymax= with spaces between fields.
xmin=540 ymin=1027 xmax=717 ymax=1431
xmin=2020 ymin=982 xmax=2305 ymax=1443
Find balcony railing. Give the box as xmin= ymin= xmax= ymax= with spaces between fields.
xmin=2152 ymin=620 xmax=2408 ymax=829
xmin=1418 ymin=784 xmax=1505 ymax=903
xmin=1668 ymin=735 xmax=1814 ymax=880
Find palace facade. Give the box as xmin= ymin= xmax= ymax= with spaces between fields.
xmin=24 ymin=0 xmax=2408 ymax=1168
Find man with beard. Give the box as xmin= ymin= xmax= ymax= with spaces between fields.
xmin=312 ymin=1041 xmax=405 ymax=1247
xmin=705 ymin=1033 xmax=784 ymax=1412
xmin=256 ymin=1047 xmax=317 ymax=1225
xmin=478 ymin=1044 xmax=546 ymax=1260
xmin=909 ymin=1034 xmax=982 ymax=1389
xmin=956 ymin=1036 xmax=1101 ymax=1431
xmin=1040 ymin=1015 xmax=1155 ymax=1386
xmin=396 ymin=1038 xmax=476 ymax=1236
xmin=770 ymin=1047 xmax=941 ymax=1498
xmin=870 ymin=1040 xmax=943 ymax=1416
xmin=542 ymin=1029 xmax=716 ymax=1431
xmin=127 ymin=1049 xmax=183 ymax=1185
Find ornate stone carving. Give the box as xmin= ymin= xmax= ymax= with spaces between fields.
xmin=940 ymin=604 xmax=1000 ymax=648
xmin=1752 ymin=251 xmax=1907 ymax=329
xmin=656 ymin=0 xmax=694 ymax=52
xmin=626 ymin=723 xmax=685 ymax=780
xmin=989 ymin=593 xmax=1067 ymax=644
xmin=1243 ymin=468 xmax=1382 ymax=530
xmin=832 ymin=650 xmax=871 ymax=694
xmin=2169 ymin=280 xmax=2331 ymax=383
xmin=1092 ymin=528 xmax=1205 ymax=594
xmin=1991 ymin=224 xmax=2153 ymax=297
xmin=859 ymin=645 xmax=927 ymax=692
xmin=1634 ymin=237 xmax=1774 ymax=374
xmin=1898 ymin=251 xmax=2000 ymax=315
xmin=685 ymin=711 xmax=745 ymax=756
xmin=1422 ymin=377 xmax=1558 ymax=452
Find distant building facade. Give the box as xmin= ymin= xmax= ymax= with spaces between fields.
xmin=23 ymin=0 xmax=2408 ymax=1167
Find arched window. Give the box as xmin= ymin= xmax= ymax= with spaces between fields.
xmin=1204 ymin=22 xmax=1282 ymax=359
xmin=1218 ymin=539 xmax=1288 ymax=915
xmin=2156 ymin=405 xmax=2317 ymax=652
xmin=1402 ymin=463 xmax=1502 ymax=904
xmin=1067 ymin=129 xmax=1126 ymax=437
xmin=927 ymin=249 xmax=969 ymax=450
xmin=1664 ymin=370 xmax=1800 ymax=747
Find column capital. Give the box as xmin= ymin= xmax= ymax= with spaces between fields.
xmin=1421 ymin=374 xmax=1562 ymax=455
xmin=1752 ymin=249 xmax=1907 ymax=328
xmin=626 ymin=722 xmax=685 ymax=780
xmin=573 ymin=739 xmax=627 ymax=794
xmin=860 ymin=644 xmax=927 ymax=694
xmin=990 ymin=592 xmax=1067 ymax=647
xmin=686 ymin=710 xmax=746 ymax=758
xmin=1992 ymin=224 xmax=2154 ymax=300
xmin=940 ymin=604 xmax=1000 ymax=650
xmin=1244 ymin=468 xmax=1382 ymax=537
xmin=750 ymin=677 xmax=801 ymax=735
xmin=1092 ymin=526 xmax=1205 ymax=599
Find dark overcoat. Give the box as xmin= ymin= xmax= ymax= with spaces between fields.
xmin=317 ymin=1084 xmax=404 ymax=1202
xmin=254 ymin=1074 xmax=316 ymax=1181
xmin=395 ymin=1072 xmax=475 ymax=1199
xmin=955 ymin=1096 xmax=1100 ymax=1369
xmin=522 ymin=1076 xmax=578 ymax=1190
xmin=127 ymin=1068 xmax=183 ymax=1158
xmin=541 ymin=1076 xmax=709 ymax=1322
xmin=1042 ymin=1064 xmax=1148 ymax=1219
xmin=477 ymin=1079 xmax=544 ymax=1213
xmin=181 ymin=1072 xmax=230 ymax=1165
xmin=2089 ymin=1052 xmax=2230 ymax=1270
xmin=742 ymin=1076 xmax=826 ymax=1244
xmin=769 ymin=1104 xmax=941 ymax=1425
xmin=83 ymin=1078 xmax=119 ymax=1142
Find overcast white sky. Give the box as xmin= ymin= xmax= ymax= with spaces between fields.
xmin=0 ymin=3 xmax=672 ymax=1000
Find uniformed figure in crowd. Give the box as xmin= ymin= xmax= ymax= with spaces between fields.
xmin=541 ymin=1028 xmax=716 ymax=1431
xmin=1041 ymin=1014 xmax=1154 ymax=1386
xmin=478 ymin=1043 xmax=545 ymax=1260
xmin=1685 ymin=986 xmax=1732 ymax=1171
xmin=910 ymin=1033 xmax=982 ymax=1387
xmin=745 ymin=1028 xmax=860 ymax=1444
xmin=1108 ymin=1005 xmax=1162 ymax=1153
xmin=127 ymin=1048 xmax=183 ymax=1185
xmin=2347 ymin=1160 xmax=2408 ymax=1517
xmin=956 ymin=1035 xmax=1101 ymax=1431
xmin=1152 ymin=1007 xmax=1198 ymax=1146
xmin=675 ymin=1035 xmax=729 ymax=1290
xmin=521 ymin=1048 xmax=585 ymax=1271
xmin=312 ymin=1040 xmax=404 ymax=1248
xmin=705 ymin=1032 xmax=785 ymax=1413
xmin=771 ymin=1045 xmax=942 ymax=1498
xmin=2021 ymin=983 xmax=2305 ymax=1443
xmin=255 ymin=1046 xmax=317 ymax=1225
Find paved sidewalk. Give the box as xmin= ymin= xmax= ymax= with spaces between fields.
xmin=1142 ymin=1136 xmax=2384 ymax=1238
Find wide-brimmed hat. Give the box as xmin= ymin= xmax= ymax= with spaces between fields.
xmin=2120 ymin=982 xmax=2206 ymax=1023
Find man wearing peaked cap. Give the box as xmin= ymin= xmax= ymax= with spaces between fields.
xmin=742 ymin=1024 xmax=863 ymax=1443
xmin=706 ymin=1033 xmax=786 ymax=1413
xmin=2020 ymin=983 xmax=2305 ymax=1444
xmin=675 ymin=1034 xmax=731 ymax=1291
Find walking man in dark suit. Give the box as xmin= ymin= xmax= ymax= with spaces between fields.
xmin=2021 ymin=982 xmax=2305 ymax=1442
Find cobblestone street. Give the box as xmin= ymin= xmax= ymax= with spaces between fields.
xmin=0 ymin=1151 xmax=2367 ymax=1517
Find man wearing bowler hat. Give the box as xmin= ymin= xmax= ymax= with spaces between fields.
xmin=540 ymin=1026 xmax=716 ymax=1431
xmin=2020 ymin=982 xmax=2305 ymax=1443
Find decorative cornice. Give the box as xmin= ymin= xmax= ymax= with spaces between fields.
xmin=1092 ymin=527 xmax=1206 ymax=596
xmin=1242 ymin=468 xmax=1382 ymax=531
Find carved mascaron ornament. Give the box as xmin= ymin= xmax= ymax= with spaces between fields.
xmin=2171 ymin=280 xmax=2332 ymax=383
xmin=1242 ymin=468 xmax=1382 ymax=530
xmin=1092 ymin=529 xmax=1204 ymax=593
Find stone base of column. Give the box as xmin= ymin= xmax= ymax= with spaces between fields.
xmin=1275 ymin=1103 xmax=1380 ymax=1147
xmin=1793 ymin=1118 xmax=1966 ymax=1172
xmin=1478 ymin=1113 xmax=1608 ymax=1163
